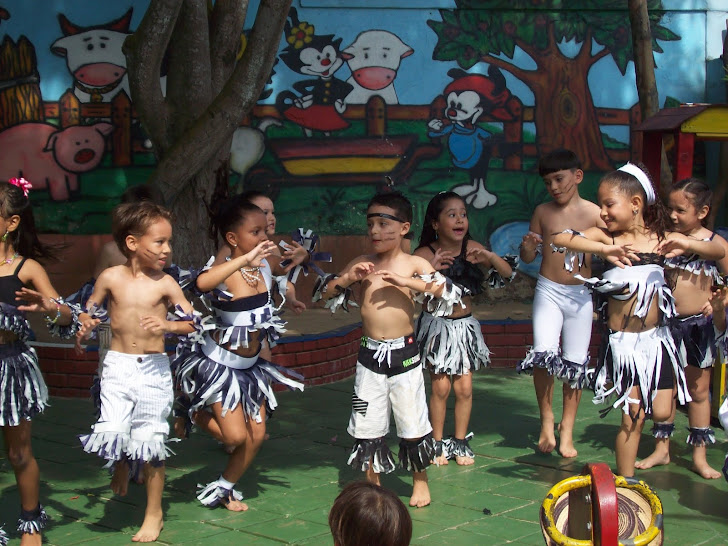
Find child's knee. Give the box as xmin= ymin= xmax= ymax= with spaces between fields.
xmin=7 ymin=443 xmax=33 ymax=470
xmin=221 ymin=428 xmax=248 ymax=448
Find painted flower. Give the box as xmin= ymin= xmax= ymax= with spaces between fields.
xmin=287 ymin=22 xmax=314 ymax=49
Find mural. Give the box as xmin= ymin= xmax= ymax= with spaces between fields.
xmin=0 ymin=1 xmax=721 ymax=265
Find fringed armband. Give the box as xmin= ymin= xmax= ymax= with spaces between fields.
xmin=487 ymin=254 xmax=519 ymax=289
xmin=280 ymin=228 xmax=332 ymax=283
xmin=196 ymin=477 xmax=243 ymax=508
xmin=550 ymin=229 xmax=587 ymax=272
xmin=45 ymin=297 xmax=81 ymax=339
xmin=312 ymin=273 xmax=358 ymax=313
xmin=412 ymin=271 xmax=467 ymax=317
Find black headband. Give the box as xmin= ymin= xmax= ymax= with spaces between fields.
xmin=367 ymin=212 xmax=406 ymax=223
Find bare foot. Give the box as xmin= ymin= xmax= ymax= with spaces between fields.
xmin=409 ymin=471 xmax=431 ymax=508
xmin=20 ymin=531 xmax=42 ymax=546
xmin=538 ymin=423 xmax=556 ymax=454
xmin=222 ymin=496 xmax=249 ymax=512
xmin=692 ymin=455 xmax=721 ymax=479
xmin=635 ymin=451 xmax=670 ymax=470
xmin=432 ymin=454 xmax=449 ymax=466
xmin=131 ymin=513 xmax=164 ymax=542
xmin=111 ymin=460 xmax=130 ymax=496
xmin=557 ymin=424 xmax=577 ymax=458
xmin=366 ymin=466 xmax=381 ymax=486
xmin=455 ymin=455 xmax=474 ymax=466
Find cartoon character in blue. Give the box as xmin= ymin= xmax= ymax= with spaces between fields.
xmin=428 ymin=67 xmax=514 ymax=208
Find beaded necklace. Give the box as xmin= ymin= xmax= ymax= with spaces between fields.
xmin=227 ymin=258 xmax=286 ymax=312
xmin=1 ymin=252 xmax=19 ymax=265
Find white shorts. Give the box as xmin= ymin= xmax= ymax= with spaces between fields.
xmin=347 ymin=336 xmax=432 ymax=441
xmin=532 ymin=275 xmax=593 ymax=363
xmin=79 ymin=351 xmax=174 ymax=464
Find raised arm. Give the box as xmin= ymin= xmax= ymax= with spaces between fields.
xmin=197 ymin=240 xmax=277 ymax=293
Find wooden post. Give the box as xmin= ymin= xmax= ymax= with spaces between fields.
xmin=111 ymin=91 xmax=132 ymax=166
xmin=366 ymin=95 xmax=386 ymax=137
xmin=641 ymin=131 xmax=663 ymax=185
xmin=673 ymin=130 xmax=695 ymax=181
xmin=59 ymin=89 xmax=80 ymax=128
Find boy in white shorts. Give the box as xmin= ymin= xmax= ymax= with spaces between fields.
xmin=316 ymin=192 xmax=463 ymax=508
xmin=76 ymin=201 xmax=196 ymax=543
xmin=518 ymin=149 xmax=604 ymax=458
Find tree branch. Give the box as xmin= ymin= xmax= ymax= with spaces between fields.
xmin=588 ymin=46 xmax=611 ymax=67
xmin=576 ymin=27 xmax=594 ymax=63
xmin=210 ymin=0 xmax=248 ymax=93
xmin=479 ymin=54 xmax=533 ymax=85
xmin=123 ymin=0 xmax=182 ymax=149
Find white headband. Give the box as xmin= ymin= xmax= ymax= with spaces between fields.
xmin=618 ymin=162 xmax=655 ymax=205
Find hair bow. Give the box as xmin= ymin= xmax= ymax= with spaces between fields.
xmin=8 ymin=177 xmax=32 ymax=197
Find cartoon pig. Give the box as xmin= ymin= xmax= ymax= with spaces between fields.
xmin=0 ymin=122 xmax=113 ymax=201
xmin=342 ymin=30 xmax=413 ymax=105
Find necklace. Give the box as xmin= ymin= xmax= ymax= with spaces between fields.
xmin=1 ymin=252 xmax=18 ymax=265
xmin=240 ymin=266 xmax=261 ymax=287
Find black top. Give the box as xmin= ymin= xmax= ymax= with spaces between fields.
xmin=603 ymin=252 xmax=664 ymax=271
xmin=214 ymin=291 xmax=269 ymax=312
xmin=0 ymin=258 xmax=26 ymax=306
xmin=428 ymin=241 xmax=485 ymax=295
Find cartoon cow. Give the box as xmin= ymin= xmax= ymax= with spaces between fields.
xmin=342 ymin=30 xmax=413 ymax=105
xmin=0 ymin=122 xmax=113 ymax=200
xmin=51 ymin=9 xmax=133 ymax=103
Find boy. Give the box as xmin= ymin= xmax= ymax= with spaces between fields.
xmin=518 ymin=149 xmax=604 ymax=458
xmin=76 ymin=201 xmax=195 ymax=543
xmin=316 ymin=192 xmax=463 ymax=508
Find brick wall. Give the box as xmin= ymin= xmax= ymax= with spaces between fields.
xmin=34 ymin=320 xmax=605 ymax=398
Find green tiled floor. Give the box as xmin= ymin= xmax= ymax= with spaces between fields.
xmin=1 ymin=369 xmax=727 ymax=545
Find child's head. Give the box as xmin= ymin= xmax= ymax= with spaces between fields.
xmin=0 ymin=178 xmax=55 ymax=261
xmin=538 ymin=149 xmax=583 ymax=205
xmin=669 ymin=178 xmax=712 ymax=231
xmin=417 ymin=191 xmax=470 ymax=249
xmin=366 ymin=191 xmax=412 ymax=251
xmin=210 ymin=197 xmax=268 ymax=253
xmin=598 ymin=162 xmax=670 ymax=239
xmin=120 ymin=184 xmax=164 ymax=205
xmin=328 ymin=481 xmax=412 ymax=546
xmin=239 ymin=190 xmax=276 ymax=235
xmin=112 ymin=201 xmax=173 ymax=262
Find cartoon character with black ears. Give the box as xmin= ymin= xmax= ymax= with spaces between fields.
xmin=428 ymin=66 xmax=515 ymax=208
xmin=276 ymin=8 xmax=353 ymax=137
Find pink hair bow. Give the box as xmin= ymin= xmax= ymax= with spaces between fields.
xmin=8 ymin=177 xmax=32 ymax=197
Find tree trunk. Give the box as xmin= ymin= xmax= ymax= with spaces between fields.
xmin=629 ymin=0 xmax=672 ymax=194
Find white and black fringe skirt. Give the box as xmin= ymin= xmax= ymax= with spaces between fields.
xmin=174 ymin=339 xmax=304 ymax=422
xmin=416 ymin=312 xmax=490 ymax=375
xmin=0 ymin=341 xmax=48 ymax=427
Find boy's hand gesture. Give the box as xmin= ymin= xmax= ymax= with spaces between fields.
xmin=601 ymin=243 xmax=640 ymax=269
xmin=287 ymin=296 xmax=306 ymax=315
xmin=346 ymin=262 xmax=375 ymax=284
xmin=520 ymin=231 xmax=542 ymax=253
xmin=431 ymin=248 xmax=454 ymax=270
xmin=75 ymin=316 xmax=101 ymax=354
xmin=374 ymin=269 xmax=407 ymax=287
xmin=140 ymin=315 xmax=170 ymax=335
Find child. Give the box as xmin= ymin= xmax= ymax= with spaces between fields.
xmin=315 ymin=191 xmax=464 ymax=507
xmin=710 ymin=286 xmax=728 ymax=481
xmin=76 ymin=201 xmax=196 ymax=543
xmin=0 ymin=178 xmax=77 ymax=546
xmin=518 ymin=149 xmax=604 ymax=458
xmin=637 ymin=178 xmax=728 ymax=478
xmin=552 ymin=163 xmax=724 ymax=477
xmin=173 ymin=199 xmax=304 ymax=511
xmin=414 ymin=191 xmax=514 ymax=465
xmin=328 ymin=481 xmax=412 ymax=546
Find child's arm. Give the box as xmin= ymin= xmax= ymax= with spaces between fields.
xmin=74 ymin=273 xmax=112 ymax=351
xmin=312 ymin=258 xmax=372 ymax=312
xmin=466 ymin=243 xmax=514 ymax=282
xmin=711 ymin=287 xmax=727 ymax=333
xmin=286 ymin=282 xmax=306 ymax=315
xmin=197 ymin=240 xmax=277 ymax=293
xmin=552 ymin=227 xmax=639 ymax=269
xmin=658 ymin=232 xmax=726 ymax=261
xmin=16 ymin=260 xmax=75 ymax=325
xmin=140 ymin=279 xmax=197 ymax=336
xmin=520 ymin=209 xmax=543 ymax=264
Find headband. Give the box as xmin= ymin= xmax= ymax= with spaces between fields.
xmin=617 ymin=163 xmax=655 ymax=205
xmin=8 ymin=177 xmax=32 ymax=198
xmin=367 ymin=212 xmax=407 ymax=223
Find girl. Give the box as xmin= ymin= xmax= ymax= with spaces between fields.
xmin=174 ymin=199 xmax=304 ymax=510
xmin=552 ymin=164 xmax=724 ymax=477
xmin=636 ymin=178 xmax=728 ymax=478
xmin=414 ymin=191 xmax=514 ymax=465
xmin=710 ymin=286 xmax=728 ymax=482
xmin=0 ymin=178 xmax=77 ymax=546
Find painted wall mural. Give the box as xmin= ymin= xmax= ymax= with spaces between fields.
xmin=0 ymin=1 xmax=722 ymax=271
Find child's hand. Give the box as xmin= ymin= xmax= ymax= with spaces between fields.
xmin=75 ymin=317 xmax=101 ymax=354
xmin=346 ymin=262 xmax=375 ymax=283
xmin=281 ymin=241 xmax=309 ymax=267
xmin=431 ymin=247 xmax=454 ymax=270
xmin=15 ymin=288 xmax=55 ymax=314
xmin=241 ymin=240 xmax=277 ymax=268
xmin=709 ymin=287 xmax=727 ymax=315
xmin=174 ymin=416 xmax=189 ymax=439
xmin=466 ymin=247 xmax=492 ymax=265
xmin=602 ymin=244 xmax=640 ymax=268
xmin=656 ymin=238 xmax=689 ymax=258
xmin=374 ymin=269 xmax=407 ymax=287
xmin=140 ymin=315 xmax=169 ymax=335
xmin=520 ymin=231 xmax=542 ymax=252
xmin=287 ymin=297 xmax=306 ymax=315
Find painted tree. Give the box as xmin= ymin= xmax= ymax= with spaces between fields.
xmin=123 ymin=0 xmax=291 ymax=264
xmin=428 ymin=0 xmax=679 ymax=170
